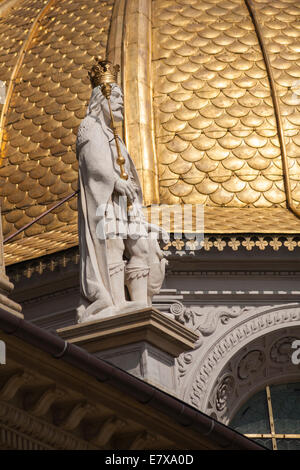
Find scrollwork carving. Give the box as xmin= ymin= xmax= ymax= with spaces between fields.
xmin=237 ymin=350 xmax=265 ymax=380
xmin=173 ymin=303 xmax=255 ymax=380
xmin=215 ymin=375 xmax=235 ymax=412
xmin=270 ymin=336 xmax=300 ymax=364
xmin=173 ymin=303 xmax=255 ymax=338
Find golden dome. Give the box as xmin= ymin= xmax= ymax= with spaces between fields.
xmin=153 ymin=0 xmax=300 ymax=209
xmin=0 ymin=0 xmax=300 ymax=265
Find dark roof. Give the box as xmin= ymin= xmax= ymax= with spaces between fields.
xmin=0 ymin=307 xmax=266 ymax=450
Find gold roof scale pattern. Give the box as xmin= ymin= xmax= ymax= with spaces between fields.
xmin=0 ymin=0 xmax=114 ymax=264
xmin=152 ymin=0 xmax=300 ymax=210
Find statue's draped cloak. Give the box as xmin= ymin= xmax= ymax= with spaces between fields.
xmin=77 ymin=113 xmax=144 ymax=309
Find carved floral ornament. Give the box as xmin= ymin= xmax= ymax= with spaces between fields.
xmin=172 ymin=302 xmax=300 ymax=419
xmin=172 ymin=302 xmax=256 ymax=355
xmin=162 ymin=236 xmax=300 ymax=254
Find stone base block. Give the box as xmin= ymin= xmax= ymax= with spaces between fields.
xmin=57 ymin=307 xmax=198 ymax=394
xmin=98 ymin=342 xmax=176 ymax=392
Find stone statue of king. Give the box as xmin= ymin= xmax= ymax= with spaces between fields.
xmin=76 ymin=59 xmax=167 ymax=323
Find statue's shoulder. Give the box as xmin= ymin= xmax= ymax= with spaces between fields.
xmin=77 ymin=115 xmax=98 ymax=146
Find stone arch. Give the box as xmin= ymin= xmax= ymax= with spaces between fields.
xmin=181 ymin=304 xmax=300 ymax=423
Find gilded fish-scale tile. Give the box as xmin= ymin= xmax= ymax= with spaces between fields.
xmin=60 ymin=171 xmax=76 ymax=184
xmin=247 ymin=154 xmax=270 ymax=170
xmin=252 ymin=193 xmax=274 ymax=208
xmin=249 ymin=175 xmax=273 ymax=192
xmin=198 ymin=105 xmax=223 ymax=120
xmin=264 ymin=186 xmax=286 ymax=204
xmin=181 ymin=164 xmax=206 ymax=184
xmin=181 ymin=187 xmax=208 ymax=205
xmin=169 ymin=155 xmax=192 ymax=174
xmin=206 ymin=142 xmax=231 ymax=160
xmin=219 ymin=67 xmax=243 ymax=81
xmin=196 ymin=178 xmax=219 ymax=195
xmin=215 ymin=114 xmax=239 ymax=129
xmin=162 ymin=117 xmax=187 ymax=133
xmin=181 ymin=146 xmax=204 ymax=163
xmin=291 ymin=184 xmax=300 ymax=202
xmin=222 ymin=175 xmax=246 ymax=192
xmin=211 ymin=94 xmax=235 ymax=109
xmin=158 ymin=148 xmax=178 ymax=166
xmin=218 ymin=133 xmax=242 ymax=149
xmin=204 ymin=125 xmax=227 ymax=139
xmin=0 ymin=165 xmax=17 ymax=178
xmin=159 ymin=165 xmax=179 ymax=187
xmin=236 ymin=184 xmax=261 ymax=204
xmin=262 ymin=162 xmax=283 ymax=181
xmin=169 ymin=180 xmax=193 ymax=197
xmin=1 ymin=181 xmax=17 ymax=198
xmin=222 ymin=155 xmax=246 ymax=171
xmin=191 ymin=134 xmax=215 ymax=150
xmin=5 ymin=209 xmax=25 ymax=225
xmin=235 ymin=162 xmax=259 ymax=180
xmin=165 ymin=135 xmax=190 ymax=153
xmin=6 ymin=190 xmax=26 ymax=205
xmin=210 ymin=186 xmax=234 ymax=205
xmin=9 ymin=170 xmax=26 ymax=185
xmin=50 ymin=180 xmax=69 ymax=195
xmin=226 ymin=103 xmax=250 ymax=118
xmin=195 ymin=155 xmax=219 ymax=172
xmin=208 ymin=165 xmax=232 ymax=183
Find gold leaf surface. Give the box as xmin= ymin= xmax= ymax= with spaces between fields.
xmin=0 ymin=0 xmax=114 ymax=243
xmin=153 ymin=0 xmax=300 ymax=208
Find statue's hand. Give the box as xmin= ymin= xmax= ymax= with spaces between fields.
xmin=114 ymin=177 xmax=136 ymax=202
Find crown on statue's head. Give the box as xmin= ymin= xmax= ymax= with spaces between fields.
xmin=88 ymin=58 xmax=120 ymax=88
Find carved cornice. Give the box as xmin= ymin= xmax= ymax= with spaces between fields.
xmin=7 ymin=247 xmax=79 ymax=283
xmin=0 ymin=333 xmax=176 ymax=451
xmin=0 ymin=400 xmax=93 ymax=450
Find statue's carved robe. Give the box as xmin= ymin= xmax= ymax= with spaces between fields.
xmin=77 ymin=113 xmax=145 ymax=311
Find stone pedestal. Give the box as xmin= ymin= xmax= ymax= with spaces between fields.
xmin=57 ymin=308 xmax=198 ymax=394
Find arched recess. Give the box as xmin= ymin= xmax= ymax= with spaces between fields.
xmin=205 ymin=326 xmax=300 ymax=426
xmin=180 ymin=304 xmax=300 ymax=420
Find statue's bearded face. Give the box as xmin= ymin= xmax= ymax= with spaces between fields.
xmin=102 ymin=84 xmax=124 ymax=123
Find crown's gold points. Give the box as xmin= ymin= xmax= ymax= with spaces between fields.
xmin=88 ymin=58 xmax=120 ymax=88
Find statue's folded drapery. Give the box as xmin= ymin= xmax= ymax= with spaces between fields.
xmin=76 ymin=85 xmax=167 ymax=322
